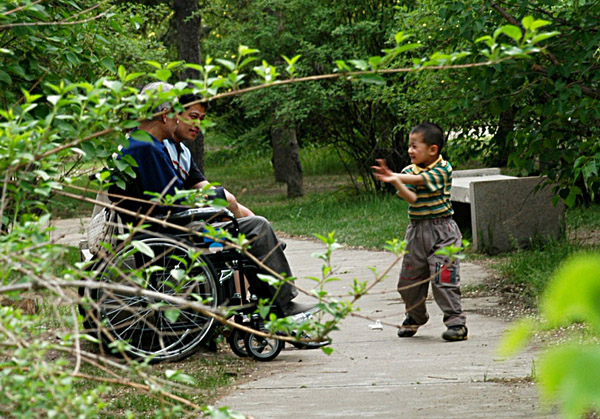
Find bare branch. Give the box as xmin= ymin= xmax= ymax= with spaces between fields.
xmin=3 ymin=0 xmax=43 ymax=16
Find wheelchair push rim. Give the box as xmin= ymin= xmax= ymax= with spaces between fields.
xmin=83 ymin=236 xmax=221 ymax=363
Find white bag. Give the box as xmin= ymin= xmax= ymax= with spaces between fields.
xmin=87 ymin=208 xmax=122 ymax=254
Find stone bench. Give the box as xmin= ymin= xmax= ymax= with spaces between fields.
xmin=450 ymin=168 xmax=565 ymax=253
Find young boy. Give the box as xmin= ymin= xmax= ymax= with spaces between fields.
xmin=372 ymin=122 xmax=467 ymax=341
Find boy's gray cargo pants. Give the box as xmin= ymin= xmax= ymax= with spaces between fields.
xmin=398 ymin=217 xmax=466 ymax=327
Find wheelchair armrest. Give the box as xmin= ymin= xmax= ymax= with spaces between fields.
xmin=158 ymin=207 xmax=237 ymax=227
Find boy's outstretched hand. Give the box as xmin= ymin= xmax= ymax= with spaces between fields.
xmin=372 ymin=159 xmax=396 ymax=183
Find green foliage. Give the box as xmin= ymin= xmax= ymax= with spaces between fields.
xmin=541 ymin=254 xmax=600 ymax=331
xmin=430 ymin=0 xmax=600 ymax=204
xmin=0 ymin=1 xmax=171 ymax=107
xmin=201 ymin=1 xmax=557 ymax=192
xmin=0 ymin=307 xmax=108 ymax=417
xmin=500 ymin=253 xmax=600 ymax=418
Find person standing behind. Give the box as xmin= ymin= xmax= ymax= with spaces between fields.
xmin=372 ymin=122 xmax=467 ymax=341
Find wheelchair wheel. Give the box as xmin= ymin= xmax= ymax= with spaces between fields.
xmin=227 ymin=328 xmax=248 ymax=357
xmin=244 ymin=330 xmax=283 ymax=362
xmin=83 ymin=236 xmax=221 ymax=363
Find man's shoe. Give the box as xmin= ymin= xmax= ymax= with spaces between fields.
xmin=397 ymin=315 xmax=422 ymax=338
xmin=442 ymin=325 xmax=468 ymax=341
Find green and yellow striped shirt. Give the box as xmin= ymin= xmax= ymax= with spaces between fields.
xmin=400 ymin=155 xmax=454 ymax=219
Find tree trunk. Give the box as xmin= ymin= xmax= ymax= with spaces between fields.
xmin=174 ymin=0 xmax=201 ymax=81
xmin=272 ymin=126 xmax=288 ymax=183
xmin=174 ymin=0 xmax=204 ymax=172
xmin=487 ymin=107 xmax=516 ymax=168
xmin=271 ymin=125 xmax=303 ymax=198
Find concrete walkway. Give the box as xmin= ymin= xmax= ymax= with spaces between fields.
xmin=51 ymin=217 xmax=554 ymax=418
xmin=217 ymin=240 xmax=555 ymax=418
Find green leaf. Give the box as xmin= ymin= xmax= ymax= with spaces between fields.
xmin=238 ymin=45 xmax=259 ymax=56
xmin=125 ymin=72 xmax=144 ymax=82
xmin=47 ymin=95 xmax=61 ymax=106
xmin=117 ymin=65 xmax=126 ymax=81
xmin=165 ymin=369 xmax=196 ymax=385
xmin=154 ymin=69 xmax=172 ymax=82
xmin=129 ymin=130 xmax=153 ymax=143
xmin=475 ymin=35 xmax=494 ymax=48
xmin=335 ymin=60 xmax=351 ymax=72
xmin=282 ymin=54 xmax=301 ymax=65
xmin=529 ymin=32 xmax=560 ymax=45
xmin=0 ymin=69 xmax=13 ymax=84
xmin=164 ymin=309 xmax=181 ymax=323
xmin=368 ymin=56 xmax=382 ymax=70
xmin=144 ymin=60 xmax=162 ymax=69
xmin=170 ymin=269 xmax=186 ymax=282
xmin=395 ymin=31 xmax=410 ymax=44
xmin=541 ymin=253 xmax=600 ymax=330
xmin=522 ymin=16 xmax=550 ymax=31
xmin=100 ymin=57 xmax=116 ymax=74
xmin=239 ymin=56 xmax=258 ymax=69
xmin=349 ymin=60 xmax=368 ymax=71
xmin=64 ymin=51 xmax=81 ymax=67
xmin=496 ymin=25 xmax=523 ymax=42
xmin=497 ymin=317 xmax=535 ymax=358
xmin=564 ymin=186 xmax=581 ymax=208
xmin=394 ymin=43 xmax=422 ymax=54
xmin=357 ymin=73 xmax=386 ymax=85
xmin=259 ymin=304 xmax=270 ymax=319
xmin=215 ymin=59 xmax=236 ymax=71
xmin=538 ymin=345 xmax=600 ymax=419
xmin=103 ymin=80 xmax=122 ymax=93
xmin=131 ymin=240 xmax=155 ymax=258
xmin=321 ymin=346 xmax=334 ymax=355
xmin=166 ymin=61 xmax=183 ymax=70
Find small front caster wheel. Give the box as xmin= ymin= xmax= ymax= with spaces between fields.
xmin=244 ymin=330 xmax=283 ymax=362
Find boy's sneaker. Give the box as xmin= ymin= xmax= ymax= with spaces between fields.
xmin=397 ymin=315 xmax=424 ymax=338
xmin=442 ymin=325 xmax=468 ymax=342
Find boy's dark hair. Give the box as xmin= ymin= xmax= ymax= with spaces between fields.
xmin=411 ymin=122 xmax=445 ymax=153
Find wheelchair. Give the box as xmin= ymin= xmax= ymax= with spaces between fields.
xmin=78 ymin=206 xmax=326 ymax=363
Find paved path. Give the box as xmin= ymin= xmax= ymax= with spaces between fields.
xmin=51 ymin=217 xmax=554 ymax=418
xmin=218 ymin=240 xmax=555 ymax=418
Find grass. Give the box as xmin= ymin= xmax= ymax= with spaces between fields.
xmin=254 ymin=191 xmax=410 ymax=249
xmin=482 ymin=204 xmax=600 ymax=306
xmin=205 ymin=144 xmax=410 ymax=248
xmin=71 ymin=351 xmax=249 ymax=418
xmin=49 ymin=175 xmax=97 ymax=218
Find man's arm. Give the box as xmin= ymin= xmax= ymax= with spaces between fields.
xmin=189 ymin=179 xmax=255 ymax=218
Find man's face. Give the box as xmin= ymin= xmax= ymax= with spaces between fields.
xmin=174 ymin=103 xmax=206 ymax=142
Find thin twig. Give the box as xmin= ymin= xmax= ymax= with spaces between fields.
xmin=3 ymin=0 xmax=43 ymax=16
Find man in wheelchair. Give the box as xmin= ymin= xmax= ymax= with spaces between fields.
xmin=107 ymin=82 xmax=313 ymax=318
